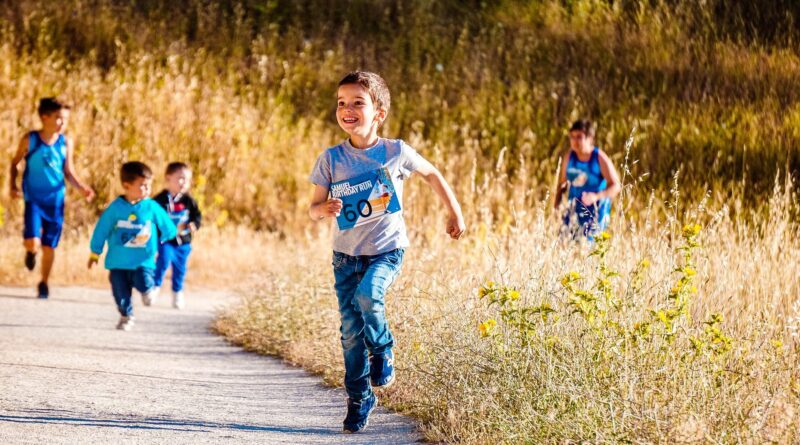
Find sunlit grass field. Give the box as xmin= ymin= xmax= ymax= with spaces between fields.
xmin=1 ymin=0 xmax=799 ymax=442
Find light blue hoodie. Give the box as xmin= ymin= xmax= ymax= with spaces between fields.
xmin=90 ymin=196 xmax=177 ymax=270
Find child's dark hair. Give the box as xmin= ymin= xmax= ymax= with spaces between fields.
xmin=38 ymin=97 xmax=70 ymax=116
xmin=120 ymin=161 xmax=153 ymax=183
xmin=165 ymin=162 xmax=191 ymax=175
xmin=569 ymin=119 xmax=596 ymax=138
xmin=338 ymin=71 xmax=391 ymax=114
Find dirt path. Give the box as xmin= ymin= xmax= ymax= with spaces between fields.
xmin=0 ymin=285 xmax=420 ymax=444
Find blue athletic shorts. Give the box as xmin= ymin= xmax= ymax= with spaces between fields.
xmin=24 ymin=200 xmax=65 ymax=248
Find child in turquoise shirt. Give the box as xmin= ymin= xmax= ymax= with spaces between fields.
xmin=88 ymin=162 xmax=176 ymax=331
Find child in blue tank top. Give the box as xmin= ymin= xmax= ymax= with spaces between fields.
xmin=8 ymin=97 xmax=95 ymax=299
xmin=554 ymin=119 xmax=621 ymax=239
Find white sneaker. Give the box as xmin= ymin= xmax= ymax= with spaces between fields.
xmin=116 ymin=316 xmax=135 ymax=331
xmin=142 ymin=287 xmax=160 ymax=306
xmin=172 ymin=291 xmax=185 ymax=309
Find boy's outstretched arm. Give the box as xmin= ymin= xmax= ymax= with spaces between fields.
xmin=554 ymin=152 xmax=569 ymax=209
xmin=308 ymin=185 xmax=342 ymax=220
xmin=414 ymin=160 xmax=465 ymax=240
xmin=88 ymin=210 xmax=113 ymax=269
xmin=154 ymin=205 xmax=178 ymax=243
xmin=9 ymin=136 xmax=27 ymax=199
xmin=64 ymin=137 xmax=95 ymax=201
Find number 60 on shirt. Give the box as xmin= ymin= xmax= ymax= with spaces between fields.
xmin=330 ymin=167 xmax=401 ymax=231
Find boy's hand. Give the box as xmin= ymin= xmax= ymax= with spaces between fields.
xmin=188 ymin=222 xmax=198 ymax=232
xmin=446 ymin=214 xmax=466 ymax=240
xmin=82 ymin=187 xmax=96 ymax=202
xmin=581 ymin=192 xmax=600 ymax=206
xmin=318 ymin=198 xmax=343 ymax=218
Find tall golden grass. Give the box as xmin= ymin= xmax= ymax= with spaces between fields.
xmin=1 ymin=0 xmax=799 ymax=233
xmin=214 ymin=174 xmax=800 ymax=443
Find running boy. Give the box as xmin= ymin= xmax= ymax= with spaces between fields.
xmin=554 ymin=119 xmax=621 ymax=239
xmin=152 ymin=162 xmax=202 ymax=309
xmin=309 ymin=71 xmax=465 ymax=433
xmin=88 ymin=162 xmax=177 ymax=331
xmin=9 ymin=97 xmax=95 ymax=298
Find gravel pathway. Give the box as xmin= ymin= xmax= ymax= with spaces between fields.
xmin=0 ymin=285 xmax=420 ymax=444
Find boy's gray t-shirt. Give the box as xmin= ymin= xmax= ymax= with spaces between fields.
xmin=309 ymin=137 xmax=426 ymax=256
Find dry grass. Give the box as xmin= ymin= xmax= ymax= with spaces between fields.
xmin=214 ymin=176 xmax=800 ymax=443
xmin=0 ymin=225 xmax=286 ymax=292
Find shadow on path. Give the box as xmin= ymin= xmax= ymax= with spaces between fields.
xmin=0 ymin=408 xmax=339 ymax=435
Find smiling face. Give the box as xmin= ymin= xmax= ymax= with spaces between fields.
xmin=166 ymin=168 xmax=192 ymax=195
xmin=123 ymin=176 xmax=153 ymax=202
xmin=40 ymin=109 xmax=69 ymax=134
xmin=336 ymin=83 xmax=386 ymax=147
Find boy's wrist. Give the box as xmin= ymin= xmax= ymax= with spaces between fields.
xmin=310 ymin=205 xmax=325 ymax=220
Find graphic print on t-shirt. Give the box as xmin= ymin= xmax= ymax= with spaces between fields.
xmin=116 ymin=219 xmax=152 ymax=248
xmin=330 ymin=167 xmax=401 ymax=231
xmin=568 ymin=168 xmax=589 ymax=187
xmin=168 ymin=201 xmax=191 ymax=236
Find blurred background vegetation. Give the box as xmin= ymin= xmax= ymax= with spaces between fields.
xmin=1 ymin=0 xmax=799 ymax=232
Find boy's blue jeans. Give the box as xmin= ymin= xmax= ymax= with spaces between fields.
xmin=109 ymin=268 xmax=155 ymax=316
xmin=154 ymin=242 xmax=192 ymax=292
xmin=332 ymin=248 xmax=404 ymax=401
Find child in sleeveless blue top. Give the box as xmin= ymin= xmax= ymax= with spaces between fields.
xmin=554 ymin=119 xmax=621 ymax=239
xmin=9 ymin=98 xmax=95 ymax=298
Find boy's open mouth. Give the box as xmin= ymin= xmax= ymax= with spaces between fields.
xmin=342 ymin=117 xmax=358 ymax=124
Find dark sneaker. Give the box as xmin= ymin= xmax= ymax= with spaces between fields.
xmin=342 ymin=394 xmax=377 ymax=433
xmin=25 ymin=251 xmax=36 ymax=271
xmin=369 ymin=350 xmax=395 ymax=388
xmin=37 ymin=282 xmax=49 ymax=299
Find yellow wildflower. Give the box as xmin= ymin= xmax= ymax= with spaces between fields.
xmin=478 ymin=319 xmax=497 ymax=337
xmin=682 ymin=223 xmax=702 ymax=237
xmin=640 ymin=259 xmax=650 ymax=268
xmin=508 ymin=290 xmax=520 ymax=301
xmin=684 ymin=267 xmax=696 ymax=276
xmin=599 ymin=231 xmax=612 ymax=240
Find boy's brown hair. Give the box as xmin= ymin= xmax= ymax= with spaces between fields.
xmin=569 ymin=119 xmax=596 ymax=138
xmin=338 ymin=71 xmax=391 ymax=115
xmin=165 ymin=162 xmax=191 ymax=176
xmin=120 ymin=161 xmax=153 ymax=184
xmin=38 ymin=97 xmax=70 ymax=116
